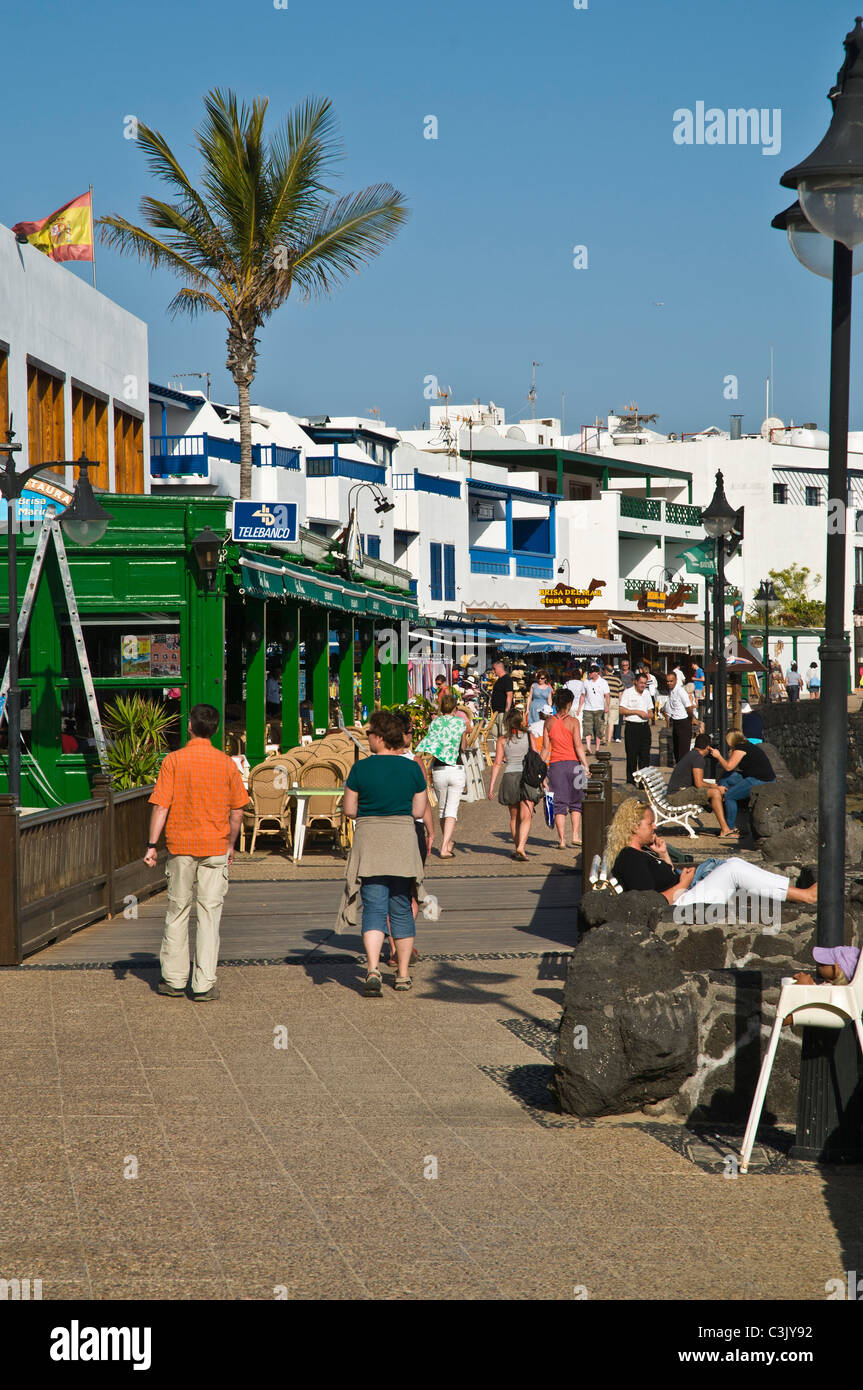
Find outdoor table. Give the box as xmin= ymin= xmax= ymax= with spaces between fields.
xmin=290 ymin=785 xmax=345 ymax=862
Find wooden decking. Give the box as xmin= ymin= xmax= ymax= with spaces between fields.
xmin=24 ymin=871 xmax=581 ymax=966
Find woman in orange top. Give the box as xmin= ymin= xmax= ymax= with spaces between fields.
xmin=540 ymin=687 xmax=590 ymax=849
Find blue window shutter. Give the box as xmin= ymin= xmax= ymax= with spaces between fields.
xmin=444 ymin=545 xmax=456 ymax=601
xmin=430 ymin=543 xmax=442 ymax=600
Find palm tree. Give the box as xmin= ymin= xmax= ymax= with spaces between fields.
xmin=100 ymin=90 xmax=408 ymax=498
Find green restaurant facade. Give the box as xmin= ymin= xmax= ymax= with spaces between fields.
xmin=0 ymin=493 xmax=417 ymax=809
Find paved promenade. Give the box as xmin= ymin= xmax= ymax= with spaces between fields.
xmin=3 ymin=734 xmax=860 ymax=1301
xmin=3 ymin=957 xmax=860 ymax=1300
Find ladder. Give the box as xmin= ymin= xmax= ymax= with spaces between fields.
xmin=0 ymin=508 xmax=109 ymax=772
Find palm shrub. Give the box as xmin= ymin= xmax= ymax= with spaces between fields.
xmin=383 ymin=696 xmax=436 ymax=746
xmin=102 ymin=695 xmax=177 ymax=789
xmin=99 ymin=90 xmax=408 ymax=498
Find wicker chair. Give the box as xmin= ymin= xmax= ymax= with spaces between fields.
xmin=297 ymin=758 xmax=347 ymax=852
xmin=242 ymin=761 xmax=293 ymax=855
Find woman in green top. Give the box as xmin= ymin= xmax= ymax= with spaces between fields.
xmin=343 ymin=710 xmax=429 ymax=995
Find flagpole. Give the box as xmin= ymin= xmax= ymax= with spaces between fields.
xmin=89 ymin=185 xmax=97 ymax=289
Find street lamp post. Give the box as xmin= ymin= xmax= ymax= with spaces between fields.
xmin=702 ymin=471 xmax=737 ymax=751
xmin=755 ymin=579 xmax=780 ymax=701
xmin=0 ymin=434 xmax=110 ymax=805
xmin=773 ymin=16 xmax=863 ymax=1161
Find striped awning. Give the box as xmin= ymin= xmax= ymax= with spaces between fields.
xmin=614 ymin=619 xmax=705 ymax=652
xmin=236 ymin=550 xmax=417 ymax=620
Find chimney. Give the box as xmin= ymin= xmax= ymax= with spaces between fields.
xmin=730 ymin=415 xmax=743 ymax=441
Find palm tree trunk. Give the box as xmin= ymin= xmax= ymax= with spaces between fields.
xmin=237 ymin=378 xmax=253 ymax=499
xmin=227 ymin=322 xmax=258 ymax=500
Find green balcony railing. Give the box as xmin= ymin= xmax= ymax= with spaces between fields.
xmin=619 ymin=495 xmax=661 ymax=522
xmin=665 ymin=502 xmax=702 ymax=527
xmin=623 ymin=579 xmax=698 ymax=601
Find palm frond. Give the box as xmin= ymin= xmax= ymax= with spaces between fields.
xmin=289 ymin=184 xmax=409 ymax=299
xmin=131 ymin=120 xmax=222 ymax=244
xmin=97 ymin=214 xmax=217 ymax=292
xmin=167 ymin=286 xmax=226 ymax=320
xmin=196 ymin=89 xmax=270 ymax=276
xmin=137 ymin=197 xmax=235 ymax=283
xmin=262 ymin=96 xmax=343 ymax=244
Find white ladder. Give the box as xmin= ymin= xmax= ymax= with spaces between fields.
xmin=0 ymin=509 xmax=109 ymax=772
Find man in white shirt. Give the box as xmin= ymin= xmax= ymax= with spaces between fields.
xmin=663 ymin=670 xmax=694 ymax=764
xmin=581 ymin=664 xmax=611 ymax=754
xmin=621 ymin=672 xmax=654 ymax=784
xmin=672 ymin=663 xmax=686 ymax=688
xmin=564 ymin=666 xmax=586 ymax=732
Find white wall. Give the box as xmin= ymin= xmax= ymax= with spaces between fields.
xmin=1 ymin=223 xmax=149 ymax=491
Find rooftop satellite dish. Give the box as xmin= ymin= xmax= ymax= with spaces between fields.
xmin=761 ymin=416 xmax=784 ymax=439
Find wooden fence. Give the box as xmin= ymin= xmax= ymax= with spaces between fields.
xmin=0 ymin=777 xmax=166 ymax=965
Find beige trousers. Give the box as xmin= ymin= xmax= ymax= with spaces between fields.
xmin=161 ymin=854 xmax=230 ymax=995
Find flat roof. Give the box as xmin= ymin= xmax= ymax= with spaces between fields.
xmin=467 ymin=477 xmax=559 ymax=504
xmin=464 ymin=446 xmax=693 ymax=484
xmin=149 ymin=382 xmax=200 ymax=411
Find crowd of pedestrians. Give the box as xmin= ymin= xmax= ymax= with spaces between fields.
xmin=143 ymin=648 xmax=825 ymax=1001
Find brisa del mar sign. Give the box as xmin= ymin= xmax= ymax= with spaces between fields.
xmin=539 ymin=579 xmax=605 ymax=609
xmin=0 ymin=476 xmax=71 ymax=528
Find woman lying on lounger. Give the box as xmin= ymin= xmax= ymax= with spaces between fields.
xmin=605 ymin=799 xmax=818 ymax=909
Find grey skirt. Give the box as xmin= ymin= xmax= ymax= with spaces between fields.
xmin=498 ymin=769 xmax=542 ymax=806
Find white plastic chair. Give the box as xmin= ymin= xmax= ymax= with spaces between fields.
xmin=633 ymin=766 xmax=701 ymax=838
xmin=739 ymin=959 xmax=863 ymax=1172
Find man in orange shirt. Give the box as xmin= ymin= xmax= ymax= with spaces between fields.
xmin=144 ymin=704 xmax=248 ymax=1002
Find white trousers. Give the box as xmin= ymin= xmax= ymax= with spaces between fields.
xmin=431 ymin=763 xmax=466 ymax=820
xmin=676 ymin=857 xmax=790 ymax=907
xmin=161 ymin=853 xmax=230 ymax=994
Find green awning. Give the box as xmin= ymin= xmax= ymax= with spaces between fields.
xmin=237 ymin=550 xmax=417 ymax=620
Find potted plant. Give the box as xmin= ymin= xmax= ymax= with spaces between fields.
xmin=102 ymin=694 xmax=177 ymax=789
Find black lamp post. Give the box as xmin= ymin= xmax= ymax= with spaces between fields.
xmin=755 ymin=579 xmax=780 ymax=701
xmin=0 ymin=434 xmax=110 ymax=805
xmin=773 ymin=16 xmax=863 ymax=1162
xmin=701 ymin=471 xmax=737 ymax=750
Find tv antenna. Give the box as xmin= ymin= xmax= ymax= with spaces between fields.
xmin=527 ymin=360 xmax=542 ymax=419
xmin=171 ymin=371 xmax=211 ymax=400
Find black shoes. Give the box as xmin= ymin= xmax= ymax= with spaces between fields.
xmin=191 ymin=986 xmax=220 ymax=1002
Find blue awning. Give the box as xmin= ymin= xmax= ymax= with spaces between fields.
xmin=494 ymin=632 xmax=626 ymax=657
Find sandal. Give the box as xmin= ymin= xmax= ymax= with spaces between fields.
xmin=364 ymin=970 xmax=383 ymax=997
xmin=511 ymin=851 xmax=528 ymax=861
xmin=439 ymin=851 xmax=454 ymax=859
xmin=394 ymin=975 xmax=412 ymax=991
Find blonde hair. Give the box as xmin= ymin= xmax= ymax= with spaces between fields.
xmin=605 ymin=797 xmax=652 ymax=866
xmin=727 ymin=730 xmax=747 ymax=750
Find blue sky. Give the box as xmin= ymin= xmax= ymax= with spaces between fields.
xmin=2 ymin=0 xmax=860 ymax=434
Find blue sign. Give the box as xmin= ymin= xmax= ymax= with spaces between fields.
xmin=232 ymin=501 xmax=298 ymax=543
xmin=0 ymin=484 xmax=69 ymax=528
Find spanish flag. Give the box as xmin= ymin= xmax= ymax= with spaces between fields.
xmin=12 ymin=191 xmax=94 ymax=263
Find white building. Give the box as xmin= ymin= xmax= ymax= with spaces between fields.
xmin=1 ymin=222 xmax=149 ymax=495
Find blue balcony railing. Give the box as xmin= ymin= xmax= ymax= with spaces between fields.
xmin=515 ymin=555 xmax=553 ymax=579
xmin=150 ymin=434 xmax=300 ymax=478
xmin=306 ymin=456 xmax=386 ymax=484
xmin=392 ymin=470 xmax=461 ymax=499
xmin=257 ymin=444 xmax=301 ymax=470
xmin=470 ymin=547 xmax=510 ymax=576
